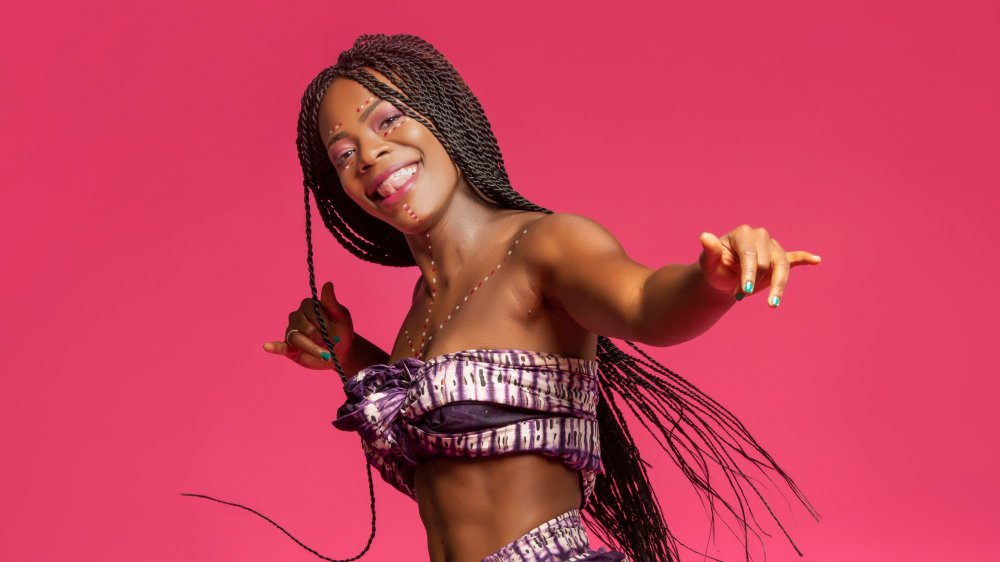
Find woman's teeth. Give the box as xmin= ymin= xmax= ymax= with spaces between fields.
xmin=376 ymin=163 xmax=418 ymax=199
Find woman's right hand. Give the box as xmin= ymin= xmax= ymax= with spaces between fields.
xmin=262 ymin=281 xmax=355 ymax=370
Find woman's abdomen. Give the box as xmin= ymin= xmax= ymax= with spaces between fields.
xmin=414 ymin=453 xmax=583 ymax=562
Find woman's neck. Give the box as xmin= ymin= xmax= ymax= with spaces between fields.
xmin=403 ymin=186 xmax=513 ymax=294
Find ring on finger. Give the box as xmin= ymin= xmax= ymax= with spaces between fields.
xmin=285 ymin=329 xmax=301 ymax=344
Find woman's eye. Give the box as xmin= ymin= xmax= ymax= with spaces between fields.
xmin=334 ymin=150 xmax=353 ymax=167
xmin=380 ymin=113 xmax=403 ymax=129
xmin=331 ymin=114 xmax=404 ymax=168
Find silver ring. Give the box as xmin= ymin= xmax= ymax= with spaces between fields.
xmin=285 ymin=329 xmax=302 ymax=344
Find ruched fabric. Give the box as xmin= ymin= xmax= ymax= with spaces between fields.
xmin=332 ymin=349 xmax=604 ymax=507
xmin=481 ymin=509 xmax=629 ymax=562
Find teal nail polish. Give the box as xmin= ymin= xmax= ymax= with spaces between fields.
xmin=735 ymin=291 xmax=745 ymax=301
xmin=744 ymin=281 xmax=753 ymax=293
xmin=771 ymin=295 xmax=781 ymax=307
xmin=333 ymin=335 xmax=341 ymax=343
xmin=321 ymin=351 xmax=331 ymax=361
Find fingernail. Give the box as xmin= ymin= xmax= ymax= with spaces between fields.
xmin=744 ymin=281 xmax=753 ymax=293
xmin=321 ymin=351 xmax=331 ymax=361
xmin=770 ymin=295 xmax=781 ymax=307
xmin=263 ymin=343 xmax=274 ymax=351
xmin=333 ymin=335 xmax=341 ymax=343
xmin=735 ymin=291 xmax=745 ymax=301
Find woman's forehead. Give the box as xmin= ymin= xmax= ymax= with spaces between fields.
xmin=319 ymin=71 xmax=401 ymax=125
xmin=321 ymin=79 xmax=371 ymax=114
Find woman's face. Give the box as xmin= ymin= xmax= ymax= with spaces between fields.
xmin=317 ymin=70 xmax=465 ymax=231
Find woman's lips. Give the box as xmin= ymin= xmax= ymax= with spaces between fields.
xmin=378 ymin=162 xmax=420 ymax=207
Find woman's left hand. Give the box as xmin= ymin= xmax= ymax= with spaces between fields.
xmin=698 ymin=225 xmax=822 ymax=307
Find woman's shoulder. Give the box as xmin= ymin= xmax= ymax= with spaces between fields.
xmin=519 ymin=212 xmax=626 ymax=267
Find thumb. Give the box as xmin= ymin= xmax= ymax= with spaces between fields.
xmin=320 ymin=281 xmax=348 ymax=322
xmin=699 ymin=232 xmax=723 ymax=267
xmin=321 ymin=281 xmax=338 ymax=310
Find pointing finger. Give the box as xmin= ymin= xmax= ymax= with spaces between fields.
xmin=786 ymin=251 xmax=823 ymax=266
xmin=263 ymin=341 xmax=287 ymax=354
xmin=290 ymin=330 xmax=332 ymax=362
xmin=262 ymin=341 xmax=332 ymax=370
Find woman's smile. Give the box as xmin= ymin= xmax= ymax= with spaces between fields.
xmin=376 ymin=161 xmax=421 ymax=207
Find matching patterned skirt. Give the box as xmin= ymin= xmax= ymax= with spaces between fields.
xmin=480 ymin=509 xmax=628 ymax=562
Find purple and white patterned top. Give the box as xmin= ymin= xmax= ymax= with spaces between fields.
xmin=332 ymin=348 xmax=604 ymax=508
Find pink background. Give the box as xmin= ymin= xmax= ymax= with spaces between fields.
xmin=3 ymin=1 xmax=997 ymax=560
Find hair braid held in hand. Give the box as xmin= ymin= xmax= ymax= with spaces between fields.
xmin=184 ymin=34 xmax=820 ymax=561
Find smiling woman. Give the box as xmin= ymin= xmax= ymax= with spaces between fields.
xmin=319 ymin=75 xmax=462 ymax=219
xmin=317 ymin=69 xmax=506 ymax=239
xmin=184 ymin=33 xmax=821 ymax=562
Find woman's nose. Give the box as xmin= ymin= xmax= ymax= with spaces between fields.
xmin=357 ymin=136 xmax=390 ymax=171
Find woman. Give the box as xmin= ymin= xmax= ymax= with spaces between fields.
xmin=193 ymin=34 xmax=822 ymax=562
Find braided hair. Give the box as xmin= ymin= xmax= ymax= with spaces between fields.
xmin=184 ymin=34 xmax=820 ymax=561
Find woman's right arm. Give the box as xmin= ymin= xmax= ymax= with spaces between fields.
xmin=264 ymin=280 xmax=416 ymax=497
xmin=339 ymin=332 xmax=390 ymax=378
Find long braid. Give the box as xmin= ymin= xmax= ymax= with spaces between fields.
xmin=184 ymin=33 xmax=820 ymax=561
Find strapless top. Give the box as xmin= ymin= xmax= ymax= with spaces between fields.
xmin=332 ymin=348 xmax=604 ymax=508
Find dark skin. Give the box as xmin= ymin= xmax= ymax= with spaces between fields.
xmin=263 ymin=69 xmax=822 ymax=561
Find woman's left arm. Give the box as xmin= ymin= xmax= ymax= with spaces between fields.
xmin=527 ymin=214 xmax=822 ymax=347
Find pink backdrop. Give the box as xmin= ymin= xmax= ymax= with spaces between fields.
xmin=3 ymin=1 xmax=997 ymax=560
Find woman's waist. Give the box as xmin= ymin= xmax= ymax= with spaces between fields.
xmin=414 ymin=453 xmax=584 ymax=554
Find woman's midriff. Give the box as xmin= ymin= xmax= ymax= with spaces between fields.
xmin=414 ymin=452 xmax=583 ymax=562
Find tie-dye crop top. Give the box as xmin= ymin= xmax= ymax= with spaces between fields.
xmin=332 ymin=348 xmax=604 ymax=508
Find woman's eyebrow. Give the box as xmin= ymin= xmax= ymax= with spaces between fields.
xmin=326 ymin=99 xmax=385 ymax=148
